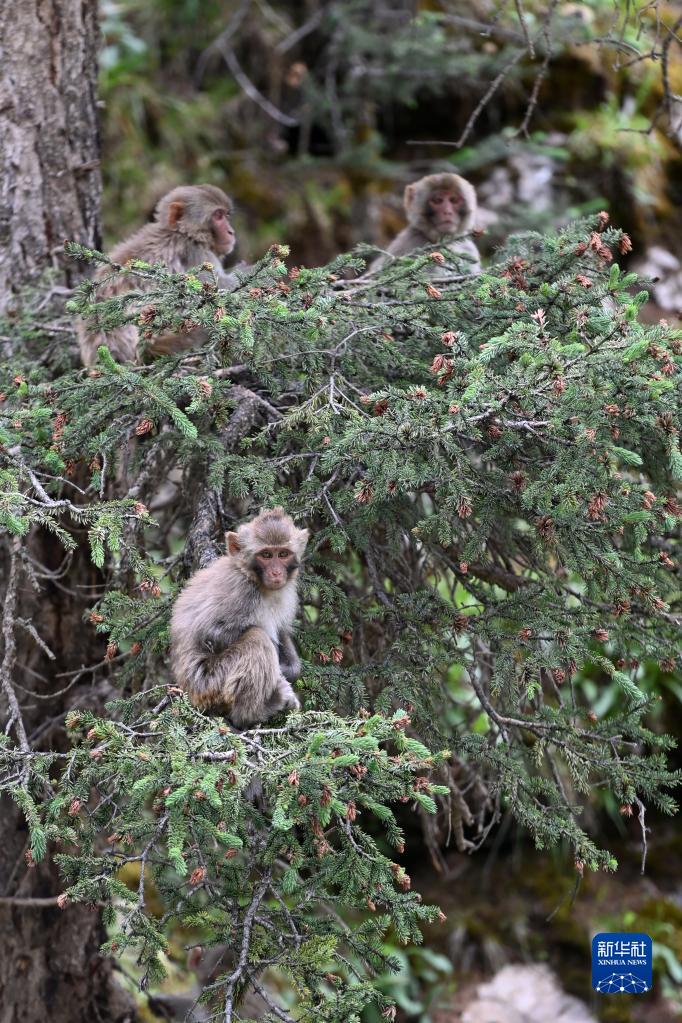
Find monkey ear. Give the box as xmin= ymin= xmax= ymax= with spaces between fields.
xmin=167 ymin=201 xmax=185 ymax=228
xmin=226 ymin=532 xmax=241 ymax=555
xmin=403 ymin=184 xmax=416 ymax=210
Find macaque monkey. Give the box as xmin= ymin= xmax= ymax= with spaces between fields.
xmin=78 ymin=184 xmax=237 ymax=366
xmin=370 ymin=172 xmax=481 ymax=274
xmin=170 ymin=507 xmax=309 ymax=728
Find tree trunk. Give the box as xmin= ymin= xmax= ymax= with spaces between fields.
xmin=0 ymin=0 xmax=102 ymax=311
xmin=0 ymin=541 xmax=136 ymax=1022
xmin=0 ymin=4 xmax=135 ymax=1021
xmin=0 ymin=804 xmax=136 ymax=1023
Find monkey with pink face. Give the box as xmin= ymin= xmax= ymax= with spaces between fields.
xmin=370 ymin=172 xmax=481 ymax=274
xmin=78 ymin=184 xmax=238 ymax=366
xmin=170 ymin=508 xmax=309 ymax=728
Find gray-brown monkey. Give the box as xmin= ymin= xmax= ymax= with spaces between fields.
xmin=169 ymin=507 xmax=309 ymax=728
xmin=78 ymin=184 xmax=237 ymax=366
xmin=370 ymin=172 xmax=481 ymax=274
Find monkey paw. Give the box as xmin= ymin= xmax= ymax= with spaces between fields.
xmin=287 ymin=693 xmax=301 ymax=712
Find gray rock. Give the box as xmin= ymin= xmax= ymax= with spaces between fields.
xmin=462 ymin=964 xmax=596 ymax=1023
xmin=635 ymin=247 xmax=682 ymax=312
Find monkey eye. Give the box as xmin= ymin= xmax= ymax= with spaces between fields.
xmin=213 ymin=209 xmax=227 ymax=220
xmin=260 ymin=550 xmax=273 ymax=559
xmin=278 ymin=549 xmax=291 ymax=559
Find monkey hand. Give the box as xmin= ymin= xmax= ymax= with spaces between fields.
xmin=279 ymin=677 xmax=301 ymax=712
xmin=280 ymin=657 xmax=301 ymax=683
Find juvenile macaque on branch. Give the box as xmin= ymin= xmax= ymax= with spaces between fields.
xmin=170 ymin=508 xmax=309 ymax=728
xmin=78 ymin=184 xmax=237 ymax=366
xmin=371 ymin=172 xmax=481 ymax=274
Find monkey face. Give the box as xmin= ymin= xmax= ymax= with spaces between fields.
xmin=210 ymin=208 xmax=236 ymax=255
xmin=253 ymin=547 xmax=299 ymax=589
xmin=427 ymin=189 xmax=464 ymax=233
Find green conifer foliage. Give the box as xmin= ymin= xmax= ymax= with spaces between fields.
xmin=0 ymin=215 xmax=680 ymax=1018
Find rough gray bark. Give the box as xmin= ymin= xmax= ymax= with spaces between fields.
xmin=0 ymin=808 xmax=137 ymax=1023
xmin=0 ymin=543 xmax=136 ymax=1022
xmin=0 ymin=0 xmax=102 ymax=310
xmin=0 ymin=4 xmax=135 ymax=1021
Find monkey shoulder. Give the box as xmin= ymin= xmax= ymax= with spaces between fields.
xmin=445 ymin=236 xmax=481 ymax=272
xmin=171 ymin=557 xmax=257 ymax=636
xmin=386 ymin=226 xmax=429 ymax=257
xmin=107 ymin=224 xmax=167 ymax=268
xmin=367 ymin=227 xmax=426 ymax=272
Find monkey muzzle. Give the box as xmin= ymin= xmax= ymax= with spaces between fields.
xmin=263 ymin=569 xmax=287 ymax=589
xmin=435 ymin=212 xmax=460 ymax=230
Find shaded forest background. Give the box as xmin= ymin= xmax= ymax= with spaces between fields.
xmin=99 ymin=0 xmax=682 ymax=289
xmin=1 ymin=2 xmax=682 ymax=1022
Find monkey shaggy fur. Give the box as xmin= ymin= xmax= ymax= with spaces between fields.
xmin=371 ymin=172 xmax=481 ymax=273
xmin=78 ymin=184 xmax=236 ymax=366
xmin=170 ymin=508 xmax=309 ymax=728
